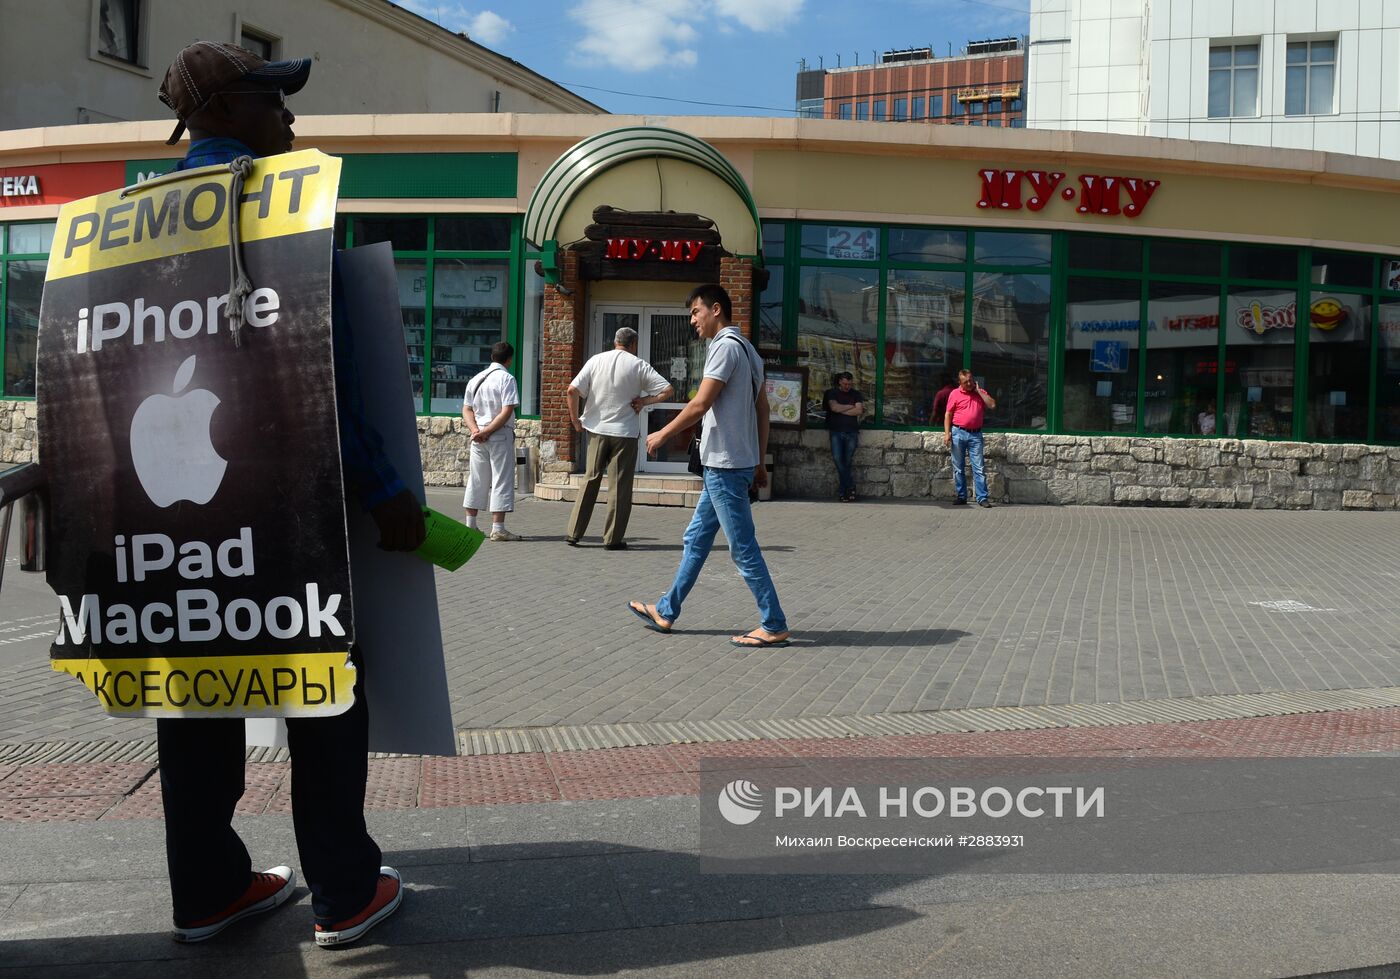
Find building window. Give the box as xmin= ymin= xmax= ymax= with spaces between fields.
xmin=969 ymin=101 xmax=984 ymax=114
xmin=240 ymin=29 xmax=277 ymax=61
xmin=796 ymin=267 xmax=879 ymax=425
xmin=886 ymin=270 xmax=964 ymax=424
xmin=1144 ymin=282 xmax=1221 ymax=436
xmin=1011 ymin=98 xmax=1023 ymax=111
xmin=1286 ymin=39 xmax=1336 ymax=116
xmin=988 ymin=99 xmax=1002 ymax=113
xmin=952 ymin=97 xmax=964 ymax=116
xmin=0 ymin=223 xmax=53 ymax=399
xmin=988 ymin=118 xmax=1002 ymax=127
xmin=932 ymin=94 xmax=943 ymax=117
xmin=1063 ymin=277 xmax=1142 ymax=433
xmin=96 ymin=0 xmax=144 ymax=65
xmin=894 ymin=98 xmax=908 ymax=121
xmin=1010 ymin=117 xmax=1025 ymax=127
xmin=911 ymin=97 xmax=924 ymax=119
xmin=856 ymin=102 xmax=869 ymax=120
xmin=873 ymin=100 xmax=886 ymax=121
xmin=1208 ymin=43 xmax=1260 ymax=118
xmin=797 ymin=98 xmax=824 ymax=119
xmin=838 ymin=102 xmax=852 ymax=120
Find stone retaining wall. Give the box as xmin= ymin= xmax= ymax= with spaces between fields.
xmin=769 ymin=429 xmax=1400 ymax=510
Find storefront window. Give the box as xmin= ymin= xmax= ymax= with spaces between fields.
xmin=975 ymin=232 xmax=1051 ymax=267
xmin=886 ymin=270 xmax=963 ymax=425
xmin=1376 ymin=300 xmax=1400 ymax=441
xmin=7 ymin=223 xmax=54 ymax=255
xmin=1063 ymin=277 xmax=1141 ymax=433
xmin=436 ymin=215 xmax=512 ymax=251
xmin=1310 ymin=249 xmax=1373 ymax=289
xmin=396 ymin=260 xmax=428 ymax=408
xmin=4 ymin=261 xmax=43 ymax=397
xmin=1144 ymin=282 xmax=1221 ymax=435
xmin=521 ymin=264 xmax=544 ymax=416
xmin=1069 ymin=234 xmax=1141 ymax=273
xmin=1230 ymin=244 xmax=1296 ymax=282
xmin=762 ymin=221 xmax=786 ymax=259
xmin=352 ymin=216 xmax=428 ymax=251
xmin=758 ymin=266 xmax=785 ymax=348
xmin=796 ymin=267 xmax=879 ymax=424
xmin=974 ymin=272 xmax=1050 ymax=430
xmin=1224 ymin=287 xmax=1298 ymax=438
xmin=1305 ymin=292 xmax=1369 ymax=440
xmin=428 ymin=259 xmax=508 ymax=413
xmin=1151 ymin=240 xmax=1221 ymax=278
xmin=888 ymin=228 xmax=965 ymax=264
xmin=801 ymin=225 xmax=879 ymax=262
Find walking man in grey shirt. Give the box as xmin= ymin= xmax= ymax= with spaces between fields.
xmin=627 ymin=284 xmax=791 ymax=648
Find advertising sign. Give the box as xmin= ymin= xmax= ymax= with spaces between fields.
xmin=826 ymin=226 xmax=877 ymax=261
xmin=36 ymin=150 xmax=356 ymax=718
xmin=764 ymin=366 xmax=807 ymax=430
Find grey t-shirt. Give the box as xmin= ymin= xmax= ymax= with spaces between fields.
xmin=699 ymin=326 xmax=764 ymax=470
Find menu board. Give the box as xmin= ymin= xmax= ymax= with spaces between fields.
xmin=765 ymin=366 xmax=808 ymax=430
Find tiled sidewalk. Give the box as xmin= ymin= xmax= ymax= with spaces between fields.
xmin=3 ymin=706 xmax=1400 ymax=823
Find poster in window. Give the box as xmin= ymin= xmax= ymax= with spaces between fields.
xmin=1385 ymin=260 xmax=1400 ymax=292
xmin=826 ymin=227 xmax=878 ymax=261
xmin=765 ymin=366 xmax=808 ymax=429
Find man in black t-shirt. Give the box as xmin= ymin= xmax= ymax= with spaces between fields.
xmin=825 ymin=371 xmax=865 ymax=501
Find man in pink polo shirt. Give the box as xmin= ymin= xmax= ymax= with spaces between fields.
xmin=943 ymin=368 xmax=997 ymax=507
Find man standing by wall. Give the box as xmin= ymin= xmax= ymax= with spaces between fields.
xmin=463 ymin=342 xmax=522 ymax=541
xmin=824 ymin=371 xmax=864 ymax=502
xmin=565 ymin=327 xmax=673 ymax=549
xmin=627 ymin=284 xmax=791 ymax=648
xmin=944 ymin=368 xmax=997 ymax=508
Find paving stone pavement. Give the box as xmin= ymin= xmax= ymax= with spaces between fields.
xmin=3 ymin=491 xmax=1400 ymax=745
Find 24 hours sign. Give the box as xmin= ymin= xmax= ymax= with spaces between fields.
xmin=36 ymin=150 xmax=357 ymax=718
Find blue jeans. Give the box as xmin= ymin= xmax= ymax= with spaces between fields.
xmin=657 ymin=466 xmax=788 ymax=633
xmin=829 ymin=430 xmax=858 ymax=497
xmin=950 ymin=427 xmax=988 ymax=502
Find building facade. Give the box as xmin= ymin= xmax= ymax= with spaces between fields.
xmin=2 ymin=0 xmax=601 ymax=130
xmin=5 ymin=116 xmax=1400 ymax=509
xmin=1028 ymin=0 xmax=1400 ymax=158
xmin=799 ymin=39 xmax=1026 ymax=128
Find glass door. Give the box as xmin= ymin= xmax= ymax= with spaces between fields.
xmin=586 ymin=306 xmax=643 ymax=466
xmin=638 ymin=309 xmax=703 ymax=474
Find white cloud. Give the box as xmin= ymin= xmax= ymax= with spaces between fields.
xmin=469 ymin=10 xmax=514 ymax=45
xmin=394 ymin=1 xmax=515 ymax=47
xmin=569 ymin=0 xmax=804 ymax=71
xmin=712 ymin=0 xmax=802 ymax=32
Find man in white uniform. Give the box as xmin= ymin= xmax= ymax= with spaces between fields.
xmin=462 ymin=342 xmax=522 ymax=541
xmin=566 ymin=327 xmax=673 ymax=549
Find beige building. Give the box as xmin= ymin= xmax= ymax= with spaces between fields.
xmin=1 ymin=0 xmax=601 ymax=130
xmin=4 ymin=114 xmax=1400 ymax=509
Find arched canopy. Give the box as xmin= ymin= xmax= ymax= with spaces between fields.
xmin=524 ymin=126 xmax=763 ymax=262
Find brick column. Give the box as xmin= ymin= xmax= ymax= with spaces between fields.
xmin=719 ymin=256 xmax=757 ymax=339
xmin=540 ymin=250 xmax=585 ymax=466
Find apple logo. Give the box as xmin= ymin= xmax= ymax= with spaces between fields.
xmin=129 ymin=354 xmax=227 ymax=507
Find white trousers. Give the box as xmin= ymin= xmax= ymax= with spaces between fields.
xmin=463 ymin=437 xmax=516 ymax=513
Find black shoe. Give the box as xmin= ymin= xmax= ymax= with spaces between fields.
xmin=565 ymin=537 xmax=580 ymax=547
xmin=604 ymin=541 xmax=628 ymax=550
xmin=977 ymin=500 xmax=993 ymax=508
xmin=953 ymin=498 xmax=967 ymax=506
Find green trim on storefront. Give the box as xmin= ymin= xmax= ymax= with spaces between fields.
xmin=125 ymin=153 xmax=517 ymax=199
xmin=523 ymin=126 xmax=763 ymax=261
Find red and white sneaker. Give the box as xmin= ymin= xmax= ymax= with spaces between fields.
xmin=314 ymin=866 xmax=404 ymax=947
xmin=172 ymin=865 xmax=297 ymax=943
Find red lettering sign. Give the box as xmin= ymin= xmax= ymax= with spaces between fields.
xmin=604 ymin=238 xmax=704 ymax=263
xmin=974 ymin=168 xmax=1160 ymax=219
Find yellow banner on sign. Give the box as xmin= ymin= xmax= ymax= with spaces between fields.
xmin=51 ymin=651 xmax=355 ymax=718
xmin=46 ymin=149 xmax=341 ymax=281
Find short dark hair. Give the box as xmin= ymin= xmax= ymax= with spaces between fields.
xmin=686 ymin=283 xmax=732 ymax=321
xmin=491 ymin=341 xmax=514 ymax=364
xmin=958 ymin=368 xmax=973 ymax=381
xmin=833 ymin=371 xmax=854 ymax=384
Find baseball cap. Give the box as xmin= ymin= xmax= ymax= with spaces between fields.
xmin=159 ymin=40 xmax=311 ymax=144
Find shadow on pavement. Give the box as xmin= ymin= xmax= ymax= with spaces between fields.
xmin=662 ymin=628 xmax=972 ymax=648
xmin=0 ymin=843 xmax=933 ymax=975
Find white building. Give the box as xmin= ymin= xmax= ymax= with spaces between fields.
xmin=1 ymin=0 xmax=601 ymax=131
xmin=1028 ymin=0 xmax=1400 ymax=158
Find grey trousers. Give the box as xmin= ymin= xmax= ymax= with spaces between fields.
xmin=567 ymin=432 xmax=639 ymax=546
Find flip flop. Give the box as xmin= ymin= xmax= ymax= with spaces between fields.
xmin=730 ymin=631 xmax=791 ymax=648
xmin=627 ymin=601 xmax=672 ymax=634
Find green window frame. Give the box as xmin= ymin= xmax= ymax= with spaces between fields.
xmin=0 ymin=221 xmax=57 ymax=401
xmin=760 ymin=219 xmax=1397 ymax=443
xmin=342 ymin=213 xmax=530 ymax=416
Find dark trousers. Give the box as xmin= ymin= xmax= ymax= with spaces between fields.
xmin=830 ymin=430 xmax=858 ymax=497
xmin=157 ymin=653 xmax=380 ymax=924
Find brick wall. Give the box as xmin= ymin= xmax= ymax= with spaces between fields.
xmin=539 ymin=250 xmax=584 ymax=469
xmin=719 ymin=256 xmax=756 ymax=339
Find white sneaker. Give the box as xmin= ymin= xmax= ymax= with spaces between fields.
xmin=489 ymin=529 xmax=524 ymax=542
xmin=171 ymin=865 xmax=296 ymax=943
xmin=313 ymin=866 xmax=403 ymax=948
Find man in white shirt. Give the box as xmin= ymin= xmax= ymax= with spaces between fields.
xmin=462 ymin=342 xmax=523 ymax=541
xmin=566 ymin=327 xmax=673 ymax=549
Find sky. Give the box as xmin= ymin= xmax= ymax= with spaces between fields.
xmin=394 ymin=0 xmax=1031 ymax=116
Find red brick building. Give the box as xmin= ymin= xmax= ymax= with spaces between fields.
xmin=798 ymin=38 xmax=1026 ymax=129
